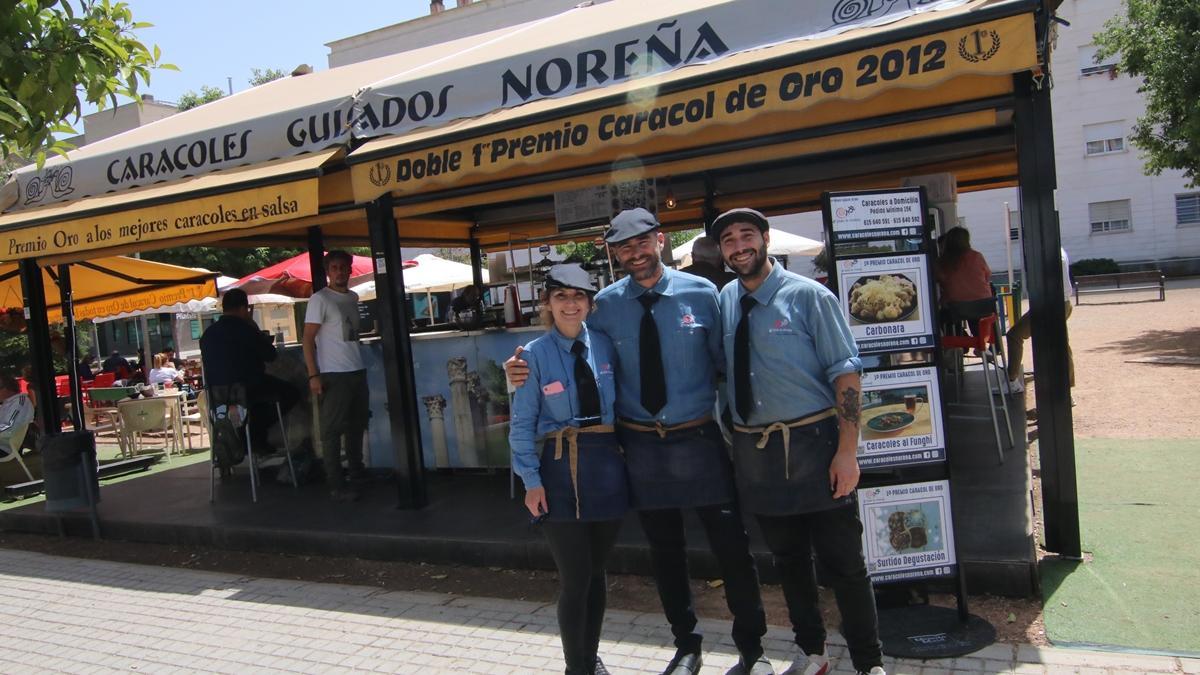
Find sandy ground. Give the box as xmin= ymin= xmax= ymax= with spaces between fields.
xmin=1020 ymin=278 xmax=1200 ymax=438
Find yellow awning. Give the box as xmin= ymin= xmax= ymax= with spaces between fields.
xmin=0 ymin=255 xmax=218 ymax=322
xmin=0 ymin=149 xmax=343 ymax=265
xmin=348 ymin=4 xmax=1037 ymax=212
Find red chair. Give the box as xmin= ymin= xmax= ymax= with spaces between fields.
xmin=16 ymin=377 xmax=28 ymax=394
xmin=940 ymin=313 xmax=1014 ymax=463
xmin=55 ymin=374 xmax=71 ymax=397
xmin=93 ymin=372 xmax=116 ymax=388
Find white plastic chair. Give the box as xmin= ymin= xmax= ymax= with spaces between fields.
xmin=0 ymin=419 xmax=35 ymax=481
xmin=116 ymin=397 xmax=178 ymax=460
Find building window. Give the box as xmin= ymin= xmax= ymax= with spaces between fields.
xmin=1178 ymin=193 xmax=1200 ymax=227
xmin=1008 ymin=209 xmax=1021 ymax=240
xmin=1089 ymin=199 xmax=1132 ymax=234
xmin=1078 ymin=44 xmax=1118 ymax=77
xmin=189 ymin=319 xmax=202 ymax=340
xmin=1084 ymin=121 xmax=1125 ymax=156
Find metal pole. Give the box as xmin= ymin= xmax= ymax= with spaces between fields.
xmin=1003 ymin=201 xmax=1015 ymax=290
xmin=1014 ymin=69 xmax=1080 ymax=558
xmin=366 ymin=193 xmax=427 ymax=508
xmin=307 ymin=226 xmax=326 ymax=294
xmin=18 ymin=260 xmax=60 ymax=433
xmin=57 ymin=265 xmax=84 ymax=431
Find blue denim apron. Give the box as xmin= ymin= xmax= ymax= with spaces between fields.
xmin=616 ymin=420 xmax=736 ymax=510
xmin=538 ymin=428 xmax=629 ymax=522
xmin=730 ymin=414 xmax=852 ymax=515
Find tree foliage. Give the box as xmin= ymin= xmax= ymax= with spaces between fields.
xmin=1093 ymin=1 xmax=1200 ymax=186
xmin=0 ymin=0 xmax=172 ymax=165
xmin=141 ymin=246 xmax=303 ymax=279
xmin=176 ymin=84 xmax=224 ymax=112
xmin=177 ymin=67 xmax=286 ymax=112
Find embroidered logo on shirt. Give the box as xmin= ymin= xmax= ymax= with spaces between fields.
xmin=769 ymin=317 xmax=796 ymax=335
xmin=598 ymin=363 xmax=613 ymax=375
xmin=681 ymin=313 xmax=695 ymax=327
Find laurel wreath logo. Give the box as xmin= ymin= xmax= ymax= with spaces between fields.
xmin=958 ymin=30 xmax=1001 ymax=63
xmin=369 ymin=162 xmax=392 ymax=188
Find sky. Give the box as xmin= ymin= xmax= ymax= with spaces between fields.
xmin=92 ymin=0 xmax=432 ymax=108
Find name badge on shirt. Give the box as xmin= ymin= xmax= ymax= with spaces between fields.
xmin=542 ymin=381 xmax=565 ymax=395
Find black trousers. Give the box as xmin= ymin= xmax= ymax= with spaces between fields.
xmin=543 ymin=519 xmax=623 ymax=674
xmin=637 ymin=503 xmax=766 ymax=656
xmin=756 ymin=504 xmax=883 ymax=672
xmin=246 ymin=374 xmax=300 ymax=452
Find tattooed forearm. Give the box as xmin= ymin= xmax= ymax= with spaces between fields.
xmin=838 ymin=386 xmax=861 ymax=425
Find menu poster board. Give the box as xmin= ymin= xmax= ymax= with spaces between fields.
xmin=836 ymin=254 xmax=935 ymax=353
xmin=858 ymin=366 xmax=945 ymax=468
xmin=859 ymin=480 xmax=957 ymax=584
xmin=827 ymin=187 xmax=925 ymax=251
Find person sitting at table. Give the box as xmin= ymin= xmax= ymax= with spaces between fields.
xmin=102 ymin=350 xmax=133 ymax=381
xmin=0 ymin=372 xmax=35 ymax=460
xmin=201 ymin=289 xmax=299 ymax=454
xmin=161 ymin=347 xmax=184 ymax=370
xmin=935 ymin=226 xmax=996 ymax=336
xmin=148 ymin=354 xmax=185 ymax=388
xmin=509 ymin=264 xmax=628 ymax=675
xmin=76 ymin=353 xmax=97 ymax=381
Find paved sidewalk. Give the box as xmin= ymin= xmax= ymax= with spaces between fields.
xmin=0 ymin=549 xmax=1193 ymax=674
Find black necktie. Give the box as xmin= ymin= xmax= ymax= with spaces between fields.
xmin=735 ymin=294 xmax=757 ymax=422
xmin=571 ymin=340 xmax=601 ymax=424
xmin=637 ymin=292 xmax=667 ymax=416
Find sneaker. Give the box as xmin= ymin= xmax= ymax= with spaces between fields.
xmin=785 ymin=653 xmax=828 ymax=675
xmin=856 ymin=668 xmax=886 ymax=675
xmin=732 ymin=651 xmax=775 ymax=675
xmin=991 ymin=378 xmax=1024 ymax=395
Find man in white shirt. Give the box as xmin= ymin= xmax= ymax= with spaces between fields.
xmin=0 ymin=373 xmax=35 ymax=458
xmin=303 ymin=250 xmax=368 ymax=501
xmin=1005 ymin=247 xmax=1075 ymax=392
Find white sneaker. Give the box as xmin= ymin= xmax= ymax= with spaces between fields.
xmin=856 ymin=668 xmax=886 ymax=675
xmin=785 ymin=653 xmax=828 ymax=675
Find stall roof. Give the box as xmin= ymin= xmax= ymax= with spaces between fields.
xmin=0 ymin=255 xmax=217 ymax=322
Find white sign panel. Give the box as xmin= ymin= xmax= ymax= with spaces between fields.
xmin=836 ymin=254 xmax=934 ymax=353
xmin=858 ymin=480 xmax=957 ymax=584
xmin=858 ymin=366 xmax=946 ymax=468
xmin=9 ymin=0 xmax=968 ymax=211
xmin=829 ymin=188 xmax=925 ymax=245
xmin=553 ymin=179 xmax=657 ymax=231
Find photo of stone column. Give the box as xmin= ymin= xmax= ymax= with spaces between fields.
xmin=466 ymin=371 xmax=490 ymax=459
xmin=447 ymin=356 xmax=479 ymax=466
xmin=422 ymin=394 xmax=449 ymax=468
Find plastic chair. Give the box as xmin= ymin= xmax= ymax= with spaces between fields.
xmin=116 ymin=397 xmax=178 ymax=460
xmin=181 ymin=391 xmax=209 ymax=452
xmin=93 ymin=372 xmax=116 ymax=388
xmin=0 ymin=419 xmax=35 ymax=481
xmin=941 ymin=313 xmax=1014 ymax=463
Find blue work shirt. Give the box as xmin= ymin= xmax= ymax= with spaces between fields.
xmin=509 ymin=324 xmax=617 ymax=489
xmin=720 ymin=259 xmax=862 ymax=426
xmin=589 ymin=266 xmax=724 ymax=425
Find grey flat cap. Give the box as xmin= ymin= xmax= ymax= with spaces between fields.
xmin=708 ymin=207 xmax=769 ymax=240
xmin=604 ymin=207 xmax=660 ymax=244
xmin=545 ymin=263 xmax=597 ymax=294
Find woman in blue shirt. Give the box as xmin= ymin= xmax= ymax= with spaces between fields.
xmin=509 ymin=264 xmax=628 ymax=675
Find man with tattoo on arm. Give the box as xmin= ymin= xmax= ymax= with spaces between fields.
xmin=712 ymin=208 xmax=885 ymax=675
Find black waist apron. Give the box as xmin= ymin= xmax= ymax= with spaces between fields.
xmin=731 ymin=413 xmax=852 ymax=516
xmin=616 ymin=419 xmax=735 ymax=510
xmin=538 ymin=427 xmax=628 ymax=522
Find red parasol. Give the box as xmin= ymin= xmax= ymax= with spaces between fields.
xmin=231 ymin=253 xmax=374 ymax=298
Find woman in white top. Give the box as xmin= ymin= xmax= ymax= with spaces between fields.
xmin=147 ymin=353 xmax=183 ymax=387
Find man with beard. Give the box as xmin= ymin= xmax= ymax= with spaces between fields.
xmin=711 ymin=208 xmax=884 ymax=675
xmin=508 ymin=208 xmax=771 ymax=675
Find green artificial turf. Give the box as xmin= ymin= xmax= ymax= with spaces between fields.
xmin=1040 ymin=438 xmax=1200 ymax=655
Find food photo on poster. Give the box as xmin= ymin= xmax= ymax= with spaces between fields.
xmin=836 ymin=254 xmax=935 ymax=352
xmin=858 ymin=480 xmax=957 ymax=584
xmin=858 ymin=366 xmax=946 ymax=468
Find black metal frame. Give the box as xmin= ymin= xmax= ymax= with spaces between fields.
xmin=1013 ymin=69 xmax=1080 ymax=558
xmin=18 ymin=260 xmax=60 ymax=432
xmin=365 ymin=194 xmax=428 ymax=508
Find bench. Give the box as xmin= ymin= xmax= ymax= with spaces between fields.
xmin=1073 ymin=270 xmax=1165 ymax=304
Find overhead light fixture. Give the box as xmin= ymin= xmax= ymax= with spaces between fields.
xmin=664 ymin=177 xmax=677 ymax=209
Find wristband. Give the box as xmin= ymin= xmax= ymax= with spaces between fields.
xmin=308 ymin=374 xmax=320 ymax=380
